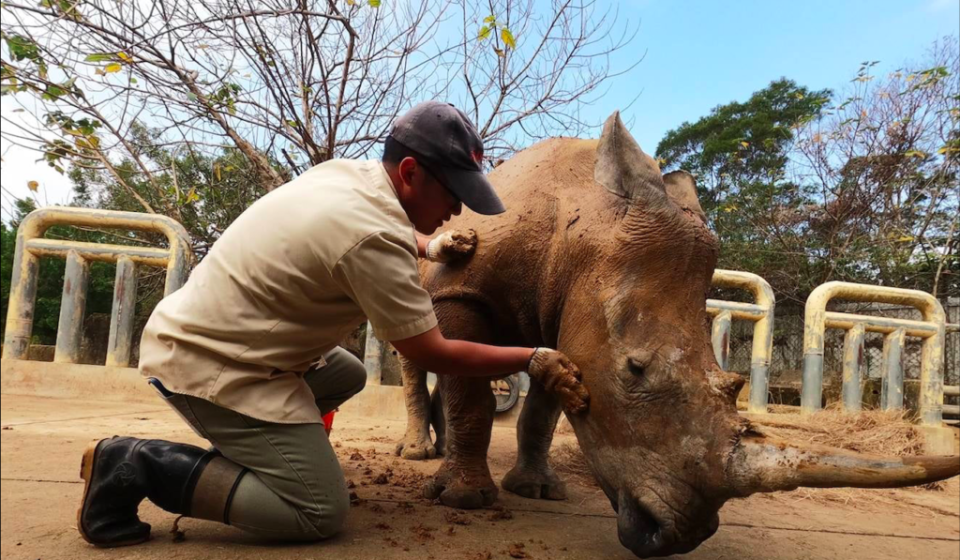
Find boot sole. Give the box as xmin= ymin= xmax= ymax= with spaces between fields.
xmin=77 ymin=440 xmax=151 ymax=548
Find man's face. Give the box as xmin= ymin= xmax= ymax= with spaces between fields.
xmin=398 ymin=157 xmax=463 ymax=234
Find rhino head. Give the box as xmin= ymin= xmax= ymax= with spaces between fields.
xmin=557 ymin=112 xmax=959 ymax=558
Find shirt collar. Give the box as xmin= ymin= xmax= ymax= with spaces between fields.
xmin=377 ymin=161 xmax=399 ymax=197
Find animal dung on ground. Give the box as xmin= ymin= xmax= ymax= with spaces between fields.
xmin=506 ymin=543 xmax=530 ymax=558
xmin=444 ymin=510 xmax=472 ymax=525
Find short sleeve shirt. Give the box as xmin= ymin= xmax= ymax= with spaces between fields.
xmin=138 ymin=160 xmax=438 ymax=424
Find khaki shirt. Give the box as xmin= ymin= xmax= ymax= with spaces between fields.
xmin=139 ymin=160 xmax=438 ymax=424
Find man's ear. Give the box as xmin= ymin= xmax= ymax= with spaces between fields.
xmin=397 ymin=156 xmax=417 ymax=186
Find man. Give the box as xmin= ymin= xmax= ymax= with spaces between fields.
xmin=77 ymin=102 xmax=588 ymax=547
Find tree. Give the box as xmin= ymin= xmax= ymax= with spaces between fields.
xmin=792 ymin=38 xmax=959 ymax=298
xmin=656 ymin=38 xmax=959 ymax=304
xmin=1 ymin=0 xmax=639 ymax=217
xmin=656 ymin=79 xmax=833 ymax=301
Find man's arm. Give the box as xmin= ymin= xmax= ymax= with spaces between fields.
xmin=392 ymin=326 xmax=589 ymax=414
xmin=392 ymin=326 xmax=532 ymax=378
xmin=415 ymin=233 xmax=430 ymax=259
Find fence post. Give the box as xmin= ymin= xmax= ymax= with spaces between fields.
xmin=711 ymin=310 xmax=732 ymax=371
xmin=106 ymin=256 xmax=138 ymax=367
xmin=54 ymin=250 xmax=90 ymax=364
xmin=881 ymin=328 xmax=906 ymax=411
xmin=362 ymin=322 xmax=383 ymax=386
xmin=841 ymin=323 xmax=866 ymax=412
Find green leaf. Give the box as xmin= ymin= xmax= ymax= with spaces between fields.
xmin=368 ymin=0 xmax=380 ymax=6
xmin=187 ymin=92 xmax=198 ymax=102
xmin=501 ymin=28 xmax=516 ymax=49
xmin=129 ymin=77 xmax=138 ymax=84
xmin=84 ymin=53 xmax=116 ymax=63
xmin=484 ymin=15 xmax=496 ymax=25
xmin=478 ymin=25 xmax=491 ymax=40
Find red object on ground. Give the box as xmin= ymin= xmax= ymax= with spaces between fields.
xmin=322 ymin=410 xmax=336 ymax=435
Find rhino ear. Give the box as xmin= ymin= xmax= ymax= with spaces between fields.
xmin=663 ymin=170 xmax=707 ymax=222
xmin=594 ymin=111 xmax=666 ymax=204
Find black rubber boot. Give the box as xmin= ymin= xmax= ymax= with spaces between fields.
xmin=77 ymin=437 xmax=224 ymax=547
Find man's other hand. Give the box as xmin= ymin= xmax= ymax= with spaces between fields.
xmin=527 ymin=348 xmax=590 ymax=415
xmin=425 ymin=229 xmax=478 ymax=263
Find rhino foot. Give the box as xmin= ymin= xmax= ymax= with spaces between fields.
xmin=395 ymin=433 xmax=438 ymax=461
xmin=502 ymin=465 xmax=568 ymax=500
xmin=424 ymin=460 xmax=498 ymax=509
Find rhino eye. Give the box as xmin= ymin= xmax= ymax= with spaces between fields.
xmin=627 ymin=357 xmax=646 ymax=376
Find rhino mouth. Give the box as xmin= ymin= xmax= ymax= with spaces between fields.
xmin=616 ymin=491 xmax=719 ymax=558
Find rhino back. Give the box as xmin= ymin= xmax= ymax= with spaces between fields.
xmin=420 ymin=137 xmax=627 ymax=345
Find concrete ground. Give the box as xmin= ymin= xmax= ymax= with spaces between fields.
xmin=2 ymin=393 xmax=959 ymax=560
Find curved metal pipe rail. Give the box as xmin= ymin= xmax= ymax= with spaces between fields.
xmin=707 ymin=269 xmax=776 ymax=414
xmin=801 ymin=282 xmax=946 ymax=426
xmin=3 ymin=207 xmax=193 ymax=367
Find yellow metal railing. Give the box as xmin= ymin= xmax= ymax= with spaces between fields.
xmin=707 ymin=270 xmax=775 ymax=414
xmin=801 ymin=282 xmax=946 ymax=426
xmin=3 ymin=207 xmax=193 ymax=367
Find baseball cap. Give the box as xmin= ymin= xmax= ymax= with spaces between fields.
xmin=389 ymin=102 xmax=506 ymax=215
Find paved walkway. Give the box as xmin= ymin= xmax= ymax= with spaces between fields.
xmin=2 ymin=394 xmax=958 ymax=560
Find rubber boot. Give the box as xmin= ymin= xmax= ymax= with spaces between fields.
xmin=77 ymin=437 xmax=246 ymax=547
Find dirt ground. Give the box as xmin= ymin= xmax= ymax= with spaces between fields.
xmin=2 ymin=394 xmax=958 ymax=560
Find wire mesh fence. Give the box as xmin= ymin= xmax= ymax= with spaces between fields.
xmin=726 ymin=297 xmax=960 ymax=390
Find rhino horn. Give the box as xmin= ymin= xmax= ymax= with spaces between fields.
xmin=595 ymin=111 xmax=666 ymax=204
xmin=727 ymin=433 xmax=960 ymax=494
xmin=663 ymin=170 xmax=707 ymax=222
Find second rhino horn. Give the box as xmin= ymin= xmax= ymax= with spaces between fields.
xmin=594 ymin=111 xmax=666 ymax=204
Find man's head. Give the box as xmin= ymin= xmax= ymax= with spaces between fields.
xmin=383 ymin=102 xmax=505 ymax=234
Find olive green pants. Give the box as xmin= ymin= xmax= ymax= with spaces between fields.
xmin=155 ymin=347 xmax=366 ymax=541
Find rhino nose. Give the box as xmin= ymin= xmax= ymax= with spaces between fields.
xmin=617 ymin=494 xmax=718 ymax=558
xmin=616 ymin=494 xmax=664 ymax=558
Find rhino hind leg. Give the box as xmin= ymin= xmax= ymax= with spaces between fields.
xmin=502 ymin=379 xmax=568 ymax=500
xmin=423 ymin=300 xmax=499 ymax=509
xmin=396 ymin=356 xmax=439 ymax=461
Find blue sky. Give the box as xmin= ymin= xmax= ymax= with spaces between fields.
xmin=1 ymin=0 xmax=958 ymax=215
xmin=590 ymin=0 xmax=960 ymax=153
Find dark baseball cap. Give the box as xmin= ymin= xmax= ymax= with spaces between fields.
xmin=389 ymin=102 xmax=505 ymax=215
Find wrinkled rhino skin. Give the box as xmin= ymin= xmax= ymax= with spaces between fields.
xmin=394 ymin=113 xmax=960 ymax=558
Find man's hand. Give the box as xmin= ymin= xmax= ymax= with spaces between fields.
xmin=425 ymin=229 xmax=478 ymax=263
xmin=527 ymin=348 xmax=590 ymax=415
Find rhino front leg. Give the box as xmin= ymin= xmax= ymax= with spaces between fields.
xmin=424 ymin=373 xmax=498 ymax=508
xmin=501 ymin=379 xmax=568 ymax=500
xmin=396 ymin=356 xmax=439 ymax=460
xmin=423 ymin=300 xmax=498 ymax=509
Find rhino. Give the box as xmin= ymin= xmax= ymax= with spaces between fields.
xmin=394 ymin=112 xmax=960 ymax=558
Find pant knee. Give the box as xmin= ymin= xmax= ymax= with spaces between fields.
xmin=342 ymin=353 xmax=367 ymax=395
xmin=308 ymin=487 xmax=349 ymax=539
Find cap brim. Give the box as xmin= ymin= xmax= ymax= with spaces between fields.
xmin=437 ymin=167 xmax=506 ymax=215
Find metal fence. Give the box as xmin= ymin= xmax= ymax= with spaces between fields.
xmin=727 ymin=298 xmax=959 ymax=390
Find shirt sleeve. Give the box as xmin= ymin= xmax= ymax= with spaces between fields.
xmin=332 ymin=230 xmax=439 ymax=341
